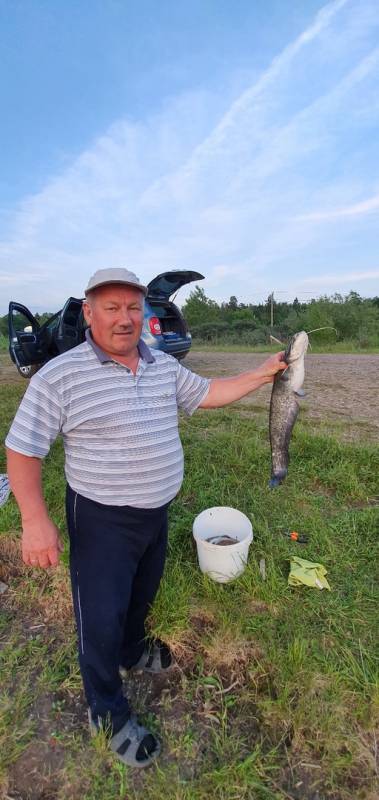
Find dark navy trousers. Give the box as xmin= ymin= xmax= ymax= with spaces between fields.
xmin=65 ymin=484 xmax=169 ymax=734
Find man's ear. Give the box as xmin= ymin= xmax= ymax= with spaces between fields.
xmin=82 ymin=301 xmax=92 ymax=326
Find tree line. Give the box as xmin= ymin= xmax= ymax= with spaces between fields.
xmin=1 ymin=290 xmax=378 ymax=348
xmin=181 ymin=288 xmax=379 ymax=347
xmin=0 ymin=311 xmax=52 ymax=339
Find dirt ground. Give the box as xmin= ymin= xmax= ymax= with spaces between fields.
xmin=186 ymin=350 xmax=379 ymax=441
xmin=0 ymin=353 xmax=31 ymax=385
xmin=2 ymin=349 xmax=379 ymax=440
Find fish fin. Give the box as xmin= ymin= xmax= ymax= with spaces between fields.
xmin=295 ymin=389 xmax=306 ymax=398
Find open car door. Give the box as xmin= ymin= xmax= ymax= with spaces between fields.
xmin=8 ymin=302 xmax=50 ymax=378
xmin=8 ymin=298 xmax=85 ymax=378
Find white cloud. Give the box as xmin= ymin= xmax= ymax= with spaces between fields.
xmin=294 ymin=193 xmax=379 ymax=221
xmin=299 ymin=269 xmax=379 ymax=287
xmin=0 ymin=272 xmax=49 ymax=285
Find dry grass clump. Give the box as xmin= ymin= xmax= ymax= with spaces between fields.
xmin=247 ymin=598 xmax=280 ymax=616
xmin=168 ymin=604 xmax=265 ymax=686
xmin=37 ymin=567 xmax=74 ymax=628
xmin=202 ymin=628 xmax=263 ymax=676
xmin=165 ymin=606 xmax=218 ymax=671
xmin=0 ymin=531 xmax=24 ymax=581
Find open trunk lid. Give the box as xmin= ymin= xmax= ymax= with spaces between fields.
xmin=147 ymin=270 xmax=204 ymax=300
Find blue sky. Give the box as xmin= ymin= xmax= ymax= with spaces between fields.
xmin=1 ymin=0 xmax=378 ymax=314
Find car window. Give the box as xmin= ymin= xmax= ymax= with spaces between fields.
xmin=149 ymin=305 xmax=169 ymax=316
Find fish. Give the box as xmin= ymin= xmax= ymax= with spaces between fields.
xmin=269 ymin=331 xmax=309 ymax=488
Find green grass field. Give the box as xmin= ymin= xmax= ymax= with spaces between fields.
xmin=0 ymin=381 xmax=378 ymax=799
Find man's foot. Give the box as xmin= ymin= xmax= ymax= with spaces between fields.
xmin=88 ymin=709 xmax=160 ymax=768
xmin=120 ymin=638 xmax=174 ymax=675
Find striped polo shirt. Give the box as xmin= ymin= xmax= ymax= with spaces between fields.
xmin=5 ymin=332 xmax=210 ymax=508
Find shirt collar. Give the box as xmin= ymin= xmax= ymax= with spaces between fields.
xmin=85 ymin=328 xmax=155 ymax=364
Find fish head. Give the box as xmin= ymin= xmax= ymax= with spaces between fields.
xmin=285 ymin=331 xmax=309 ymax=364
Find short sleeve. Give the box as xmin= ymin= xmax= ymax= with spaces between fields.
xmin=5 ymin=373 xmax=63 ymax=458
xmin=175 ymin=362 xmax=210 ymax=416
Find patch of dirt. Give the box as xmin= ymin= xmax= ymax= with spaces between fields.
xmin=185 ymin=351 xmax=379 ymax=441
xmin=0 ymin=353 xmax=26 ymax=386
xmin=5 ymin=693 xmax=86 ymax=800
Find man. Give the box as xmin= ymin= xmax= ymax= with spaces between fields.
xmin=6 ymin=268 xmax=285 ymax=768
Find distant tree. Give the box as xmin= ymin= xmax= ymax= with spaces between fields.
xmin=233 ymin=307 xmax=257 ymax=323
xmin=284 ymin=309 xmax=301 ymax=332
xmin=228 ymin=295 xmax=238 ymax=311
xmin=346 ymin=290 xmax=362 ymax=304
xmin=181 ymin=286 xmax=220 ymax=326
xmin=191 ymin=321 xmax=229 ymax=341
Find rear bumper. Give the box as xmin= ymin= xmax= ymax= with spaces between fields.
xmin=163 ymin=342 xmax=191 ymax=357
xmin=143 ymin=333 xmax=191 ymax=358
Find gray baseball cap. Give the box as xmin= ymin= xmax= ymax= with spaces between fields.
xmin=85 ymin=268 xmax=148 ymax=296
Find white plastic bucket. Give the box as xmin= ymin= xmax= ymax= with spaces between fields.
xmin=193 ymin=506 xmax=253 ymax=583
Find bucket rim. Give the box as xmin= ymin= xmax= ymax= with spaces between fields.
xmin=192 ymin=506 xmax=253 ymax=544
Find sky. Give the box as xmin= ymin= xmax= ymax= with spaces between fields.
xmin=1 ymin=0 xmax=379 ymax=314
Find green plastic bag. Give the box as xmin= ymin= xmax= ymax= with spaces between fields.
xmin=288 ymin=556 xmax=331 ymax=591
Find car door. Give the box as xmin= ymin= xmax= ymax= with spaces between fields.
xmin=8 ymin=302 xmax=50 ymax=377
xmin=54 ymin=297 xmax=85 ymax=354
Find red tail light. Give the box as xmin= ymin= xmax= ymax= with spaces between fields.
xmin=149 ymin=316 xmax=162 ymax=336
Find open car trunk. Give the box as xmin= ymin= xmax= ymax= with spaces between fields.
xmin=148 ymin=300 xmax=187 ymax=337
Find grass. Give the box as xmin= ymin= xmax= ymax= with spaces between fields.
xmin=0 ymin=381 xmax=378 ymax=799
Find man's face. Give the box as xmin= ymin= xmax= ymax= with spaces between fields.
xmin=83 ymin=284 xmax=145 ymax=357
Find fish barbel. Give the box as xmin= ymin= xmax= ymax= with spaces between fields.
xmin=269 ymin=331 xmax=309 ymax=488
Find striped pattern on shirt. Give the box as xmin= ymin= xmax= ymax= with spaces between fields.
xmin=5 ymin=338 xmax=210 ymax=508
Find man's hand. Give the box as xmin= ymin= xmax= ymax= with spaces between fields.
xmin=257 ymin=350 xmax=287 ymax=380
xmin=6 ymin=449 xmax=63 ymax=569
xmin=22 ymin=516 xmax=64 ymax=569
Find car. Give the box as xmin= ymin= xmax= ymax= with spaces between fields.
xmin=8 ymin=269 xmax=204 ymax=378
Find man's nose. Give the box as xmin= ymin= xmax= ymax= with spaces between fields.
xmin=118 ymin=307 xmax=133 ymax=325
